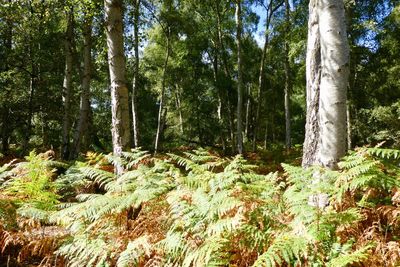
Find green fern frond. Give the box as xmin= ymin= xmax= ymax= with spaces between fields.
xmin=116 ymin=235 xmax=152 ymax=267
xmin=327 ymin=243 xmax=374 ymax=267
xmin=252 ymin=234 xmax=307 ymax=267
xmin=80 ymin=166 xmax=116 ymax=188
xmin=57 ymin=235 xmax=111 ymax=267
xmin=366 ymin=147 xmax=400 ymax=160
xmin=182 ymin=236 xmax=229 ymax=267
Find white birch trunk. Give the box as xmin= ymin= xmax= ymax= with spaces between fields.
xmin=131 ymin=0 xmax=140 ymax=148
xmin=105 ymin=0 xmax=131 ymax=172
xmin=317 ymin=0 xmax=349 ymax=168
xmin=302 ymin=0 xmax=321 ymax=167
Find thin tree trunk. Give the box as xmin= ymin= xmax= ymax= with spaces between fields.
xmin=131 ymin=0 xmax=140 ymax=148
xmin=302 ymin=0 xmax=321 ymax=167
xmin=212 ymin=49 xmax=226 ymax=152
xmin=236 ymin=0 xmax=244 ymax=154
xmin=253 ymin=31 xmax=269 ymax=152
xmin=62 ymin=9 xmax=74 ymax=159
xmin=175 ymin=86 xmax=184 ymax=134
xmin=1 ymin=8 xmax=12 ymax=154
xmin=252 ymin=0 xmax=284 ymax=152
xmin=154 ymin=34 xmax=170 ymax=154
xmin=317 ymin=0 xmax=349 ymax=168
xmin=70 ymin=15 xmax=92 ymax=159
xmin=284 ymin=0 xmax=292 ymax=150
xmin=105 ymin=0 xmax=131 ymax=173
xmin=215 ymin=1 xmax=235 ymax=152
xmin=347 ymin=100 xmax=352 ymax=150
xmin=245 ymin=84 xmax=251 ymax=138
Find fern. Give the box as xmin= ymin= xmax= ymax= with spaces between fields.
xmin=327 ymin=243 xmax=374 ymax=267
xmin=116 ymin=235 xmax=152 ymax=267
xmin=252 ymin=234 xmax=307 ymax=267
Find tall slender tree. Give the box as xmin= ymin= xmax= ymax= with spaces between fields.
xmin=104 ymin=0 xmax=131 ymax=172
xmin=70 ymin=13 xmax=93 ymax=159
xmin=302 ymin=0 xmax=349 ymax=168
xmin=284 ymin=0 xmax=292 ymax=149
xmin=252 ymin=0 xmax=284 ymax=152
xmin=132 ymin=0 xmax=141 ymax=148
xmin=236 ymin=0 xmax=244 ymax=154
xmin=61 ymin=7 xmax=74 ymax=159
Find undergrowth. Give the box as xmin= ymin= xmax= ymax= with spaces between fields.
xmin=0 ymin=146 xmax=400 ymax=266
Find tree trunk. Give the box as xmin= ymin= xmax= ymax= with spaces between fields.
xmin=284 ymin=0 xmax=292 ymax=150
xmin=317 ymin=0 xmax=349 ymax=168
xmin=215 ymin=1 xmax=235 ymax=152
xmin=347 ymin=100 xmax=352 ymax=150
xmin=175 ymin=86 xmax=184 ymax=134
xmin=245 ymin=84 xmax=251 ymax=138
xmin=154 ymin=33 xmax=170 ymax=154
xmin=70 ymin=15 xmax=92 ymax=159
xmin=302 ymin=0 xmax=321 ymax=167
xmin=105 ymin=0 xmax=131 ymax=172
xmin=252 ymin=0 xmax=284 ymax=152
xmin=131 ymin=0 xmax=140 ymax=148
xmin=302 ymin=0 xmax=349 ymax=168
xmin=1 ymin=8 xmax=12 ymax=154
xmin=211 ymin=47 xmax=227 ymax=152
xmin=235 ymin=0 xmax=243 ymax=155
xmin=62 ymin=9 xmax=74 ymax=159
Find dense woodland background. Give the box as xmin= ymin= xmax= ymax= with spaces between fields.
xmin=0 ymin=0 xmax=399 ymax=157
xmin=1 ymin=0 xmax=400 ymax=266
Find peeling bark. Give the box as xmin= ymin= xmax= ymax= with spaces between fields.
xmin=105 ymin=0 xmax=131 ymax=173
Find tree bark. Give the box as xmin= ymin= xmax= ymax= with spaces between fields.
xmin=62 ymin=8 xmax=74 ymax=159
xmin=131 ymin=0 xmax=140 ymax=148
xmin=347 ymin=100 xmax=352 ymax=150
xmin=105 ymin=0 xmax=131 ymax=172
xmin=302 ymin=0 xmax=349 ymax=168
xmin=235 ymin=0 xmax=244 ymax=154
xmin=154 ymin=33 xmax=170 ymax=154
xmin=284 ymin=0 xmax=292 ymax=150
xmin=302 ymin=0 xmax=321 ymax=167
xmin=1 ymin=7 xmax=12 ymax=154
xmin=70 ymin=15 xmax=93 ymax=159
xmin=317 ymin=0 xmax=349 ymax=168
xmin=253 ymin=30 xmax=269 ymax=152
xmin=175 ymin=86 xmax=184 ymax=134
xmin=245 ymin=84 xmax=251 ymax=138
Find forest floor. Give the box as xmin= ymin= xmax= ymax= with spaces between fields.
xmin=1 ymin=146 xmax=400 ymax=266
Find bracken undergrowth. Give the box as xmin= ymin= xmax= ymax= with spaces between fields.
xmin=0 ymin=146 xmax=400 ymax=266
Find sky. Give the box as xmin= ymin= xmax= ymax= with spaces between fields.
xmin=252 ymin=0 xmax=294 ymax=47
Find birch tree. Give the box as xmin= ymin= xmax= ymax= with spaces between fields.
xmin=104 ymin=0 xmax=131 ymax=170
xmin=302 ymin=0 xmax=349 ymax=168
xmin=132 ymin=0 xmax=141 ymax=148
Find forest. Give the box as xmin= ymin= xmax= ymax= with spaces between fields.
xmin=1 ymin=0 xmax=400 ymax=266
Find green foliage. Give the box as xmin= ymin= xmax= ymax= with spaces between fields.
xmin=327 ymin=242 xmax=374 ymax=267
xmin=2 ymin=147 xmax=400 ymax=265
xmin=252 ymin=234 xmax=307 ymax=267
xmin=1 ymin=151 xmax=60 ymax=225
